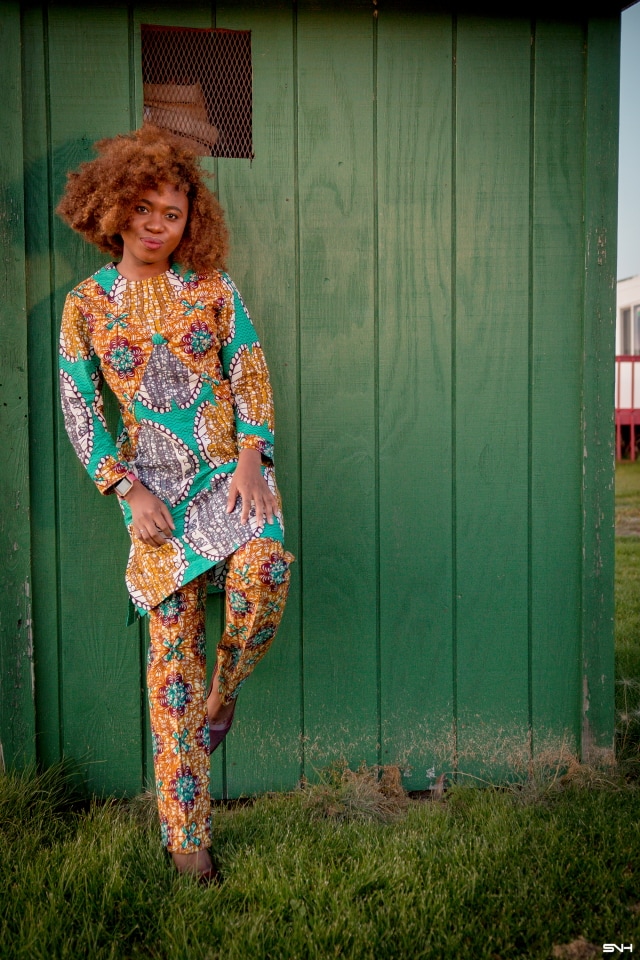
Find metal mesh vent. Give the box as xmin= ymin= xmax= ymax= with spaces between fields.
xmin=141 ymin=25 xmax=252 ymax=159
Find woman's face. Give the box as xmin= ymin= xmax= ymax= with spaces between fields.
xmin=118 ymin=182 xmax=189 ymax=279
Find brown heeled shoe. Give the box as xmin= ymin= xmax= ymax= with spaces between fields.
xmin=195 ymin=863 xmax=222 ymax=886
xmin=207 ymin=668 xmax=237 ymax=755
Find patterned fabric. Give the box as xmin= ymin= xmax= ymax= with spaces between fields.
xmin=59 ymin=264 xmax=283 ymax=612
xmin=147 ymin=538 xmax=293 ymax=853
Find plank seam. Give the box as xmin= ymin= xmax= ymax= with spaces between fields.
xmin=42 ymin=4 xmax=64 ymax=763
xmin=451 ymin=12 xmax=458 ymax=779
xmin=127 ymin=3 xmax=136 ymax=128
xmin=372 ymin=0 xmax=382 ymax=771
xmin=527 ymin=17 xmax=536 ymax=761
xmin=579 ymin=16 xmax=588 ymax=758
xmin=292 ymin=0 xmax=305 ymax=785
xmin=210 ymin=3 xmax=224 ymax=798
xmin=126 ymin=0 xmax=147 ymax=795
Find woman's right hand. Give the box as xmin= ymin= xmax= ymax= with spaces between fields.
xmin=125 ymin=481 xmax=175 ymax=546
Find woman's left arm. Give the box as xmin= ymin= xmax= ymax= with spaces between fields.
xmin=218 ymin=275 xmax=278 ymax=525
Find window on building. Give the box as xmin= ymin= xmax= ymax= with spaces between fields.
xmin=621 ymin=307 xmax=632 ymax=355
xmin=141 ymin=24 xmax=252 ymax=159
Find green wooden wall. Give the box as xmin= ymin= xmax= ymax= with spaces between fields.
xmin=0 ymin=0 xmax=619 ymax=795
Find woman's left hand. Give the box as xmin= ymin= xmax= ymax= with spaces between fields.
xmin=227 ymin=448 xmax=278 ymax=525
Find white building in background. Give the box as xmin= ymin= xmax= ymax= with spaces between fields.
xmin=616 ymin=275 xmax=640 ymax=459
xmin=617 ymin=275 xmax=640 ymax=355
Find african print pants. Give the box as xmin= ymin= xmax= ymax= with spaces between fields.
xmin=147 ymin=538 xmax=293 ymax=854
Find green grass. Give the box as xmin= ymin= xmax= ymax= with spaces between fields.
xmin=0 ymin=465 xmax=639 ymax=960
xmin=616 ymin=460 xmax=640 ymax=770
xmin=616 ymin=460 xmax=640 ymax=536
xmin=616 ymin=460 xmax=640 ymax=509
xmin=1 ymin=766 xmax=639 ymax=960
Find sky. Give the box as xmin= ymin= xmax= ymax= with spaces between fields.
xmin=618 ymin=2 xmax=640 ymax=279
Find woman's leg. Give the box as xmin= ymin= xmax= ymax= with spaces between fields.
xmin=147 ymin=574 xmax=212 ymax=862
xmin=207 ymin=539 xmax=293 ymax=718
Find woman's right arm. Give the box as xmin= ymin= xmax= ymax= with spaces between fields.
xmin=59 ymin=291 xmax=174 ymax=545
xmin=59 ymin=291 xmax=133 ymax=494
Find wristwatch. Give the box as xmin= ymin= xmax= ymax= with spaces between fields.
xmin=114 ymin=471 xmax=138 ymax=499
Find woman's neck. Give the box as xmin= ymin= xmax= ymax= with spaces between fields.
xmin=116 ymin=251 xmax=172 ymax=281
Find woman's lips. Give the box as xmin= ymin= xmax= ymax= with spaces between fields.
xmin=140 ymin=238 xmax=163 ymax=250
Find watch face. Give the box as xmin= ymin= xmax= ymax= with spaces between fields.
xmin=116 ymin=476 xmax=133 ymax=497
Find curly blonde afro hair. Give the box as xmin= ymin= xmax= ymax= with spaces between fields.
xmin=56 ymin=125 xmax=227 ymax=274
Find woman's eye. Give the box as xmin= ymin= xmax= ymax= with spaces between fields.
xmin=135 ymin=205 xmax=148 ymax=214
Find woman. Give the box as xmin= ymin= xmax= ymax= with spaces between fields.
xmin=57 ymin=125 xmax=293 ymax=882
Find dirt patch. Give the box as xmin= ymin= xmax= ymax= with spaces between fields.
xmin=551 ymin=937 xmax=600 ymax=959
xmin=302 ymin=763 xmax=410 ymax=823
xmin=616 ymin=507 xmax=640 ymax=536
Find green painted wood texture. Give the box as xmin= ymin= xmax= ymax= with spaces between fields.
xmin=377 ymin=10 xmax=454 ymax=788
xmin=0 ymin=1 xmax=36 ymax=770
xmin=529 ymin=20 xmax=585 ymax=760
xmin=297 ymin=0 xmax=379 ymax=773
xmin=580 ymin=16 xmax=618 ymax=759
xmin=455 ymin=16 xmax=532 ymax=777
xmin=2 ymin=0 xmax=619 ymax=794
xmin=23 ymin=3 xmax=63 ymax=771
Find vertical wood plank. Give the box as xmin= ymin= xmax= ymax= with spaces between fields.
xmin=581 ymin=16 xmax=619 ymax=760
xmin=530 ymin=21 xmax=585 ymax=761
xmin=454 ymin=17 xmax=532 ymax=779
xmin=297 ymin=0 xmax=378 ymax=772
xmin=0 ymin=0 xmax=36 ymax=769
xmin=132 ymin=0 xmax=225 ymax=804
xmin=48 ymin=4 xmax=142 ymax=795
xmin=22 ymin=4 xmax=63 ymax=769
xmin=214 ymin=0 xmax=300 ymax=795
xmin=377 ymin=9 xmax=454 ymax=789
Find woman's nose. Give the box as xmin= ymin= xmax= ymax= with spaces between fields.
xmin=147 ymin=213 xmax=164 ymax=232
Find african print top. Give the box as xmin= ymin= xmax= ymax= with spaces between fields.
xmin=59 ymin=263 xmax=284 ymax=614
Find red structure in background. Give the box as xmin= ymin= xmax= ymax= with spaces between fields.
xmin=616 ymin=356 xmax=640 ymax=461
